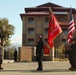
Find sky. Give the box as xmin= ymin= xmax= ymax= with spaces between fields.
xmin=0 ymin=0 xmax=76 ymax=44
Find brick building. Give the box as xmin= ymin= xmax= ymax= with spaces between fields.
xmin=19 ymin=2 xmax=76 ymax=61
xmin=20 ymin=2 xmax=76 ymax=47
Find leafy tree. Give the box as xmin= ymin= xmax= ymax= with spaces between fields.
xmin=0 ymin=18 xmax=15 ymax=46
xmin=58 ymin=44 xmax=65 ymax=53
xmin=57 ymin=44 xmax=66 ymax=59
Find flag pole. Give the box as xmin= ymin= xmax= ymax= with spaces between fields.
xmin=61 ymin=32 xmax=68 ymax=44
xmin=49 ymin=7 xmax=52 ymax=13
xmin=49 ymin=7 xmax=54 ymax=61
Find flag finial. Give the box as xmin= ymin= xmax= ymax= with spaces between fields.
xmin=49 ymin=7 xmax=52 ymax=12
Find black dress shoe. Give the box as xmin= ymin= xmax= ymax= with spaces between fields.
xmin=0 ymin=67 xmax=4 ymax=70
xmin=36 ymin=68 xmax=43 ymax=71
xmin=69 ymin=67 xmax=76 ymax=71
xmin=69 ymin=67 xmax=72 ymax=70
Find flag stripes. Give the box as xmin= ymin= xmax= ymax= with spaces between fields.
xmin=68 ymin=7 xmax=75 ymax=44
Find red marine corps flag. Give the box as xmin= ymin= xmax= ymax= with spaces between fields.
xmin=68 ymin=7 xmax=75 ymax=44
xmin=48 ymin=10 xmax=62 ymax=48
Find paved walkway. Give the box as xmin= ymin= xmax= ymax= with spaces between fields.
xmin=0 ymin=60 xmax=76 ymax=75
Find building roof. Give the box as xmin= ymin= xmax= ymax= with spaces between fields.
xmin=24 ymin=2 xmax=76 ymax=13
xmin=20 ymin=2 xmax=76 ymax=20
xmin=21 ymin=12 xmax=49 ymax=15
xmin=20 ymin=12 xmax=49 ymax=20
xmin=36 ymin=2 xmax=62 ymax=7
xmin=20 ymin=11 xmax=48 ymax=15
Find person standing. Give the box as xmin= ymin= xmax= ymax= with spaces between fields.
xmin=14 ymin=49 xmax=17 ymax=62
xmin=69 ymin=38 xmax=76 ymax=71
xmin=0 ymin=43 xmax=3 ymax=70
xmin=36 ymin=36 xmax=44 ymax=71
xmin=64 ymin=45 xmax=69 ymax=58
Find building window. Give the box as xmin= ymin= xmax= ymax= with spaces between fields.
xmin=28 ymin=28 xmax=34 ymax=34
xmin=54 ymin=12 xmax=68 ymax=14
xmin=45 ymin=18 xmax=49 ymax=23
xmin=28 ymin=38 xmax=34 ymax=45
xmin=62 ymin=39 xmax=67 ymax=44
xmin=62 ymin=28 xmax=68 ymax=35
xmin=45 ymin=39 xmax=48 ymax=44
xmin=56 ymin=15 xmax=68 ymax=22
xmin=45 ymin=28 xmax=48 ymax=34
xmin=28 ymin=18 xmax=34 ymax=23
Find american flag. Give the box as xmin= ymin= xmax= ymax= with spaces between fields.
xmin=68 ymin=7 xmax=75 ymax=44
